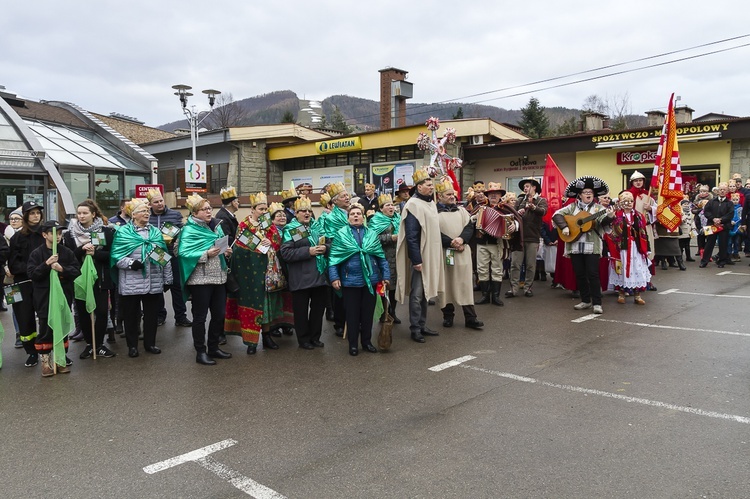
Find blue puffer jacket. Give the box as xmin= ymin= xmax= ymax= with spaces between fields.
xmin=328 ymin=226 xmax=390 ymax=287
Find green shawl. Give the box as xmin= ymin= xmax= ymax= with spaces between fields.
xmin=367 ymin=211 xmax=401 ymax=237
xmin=177 ymin=216 xmax=227 ymax=299
xmin=324 ymin=205 xmax=348 ymax=239
xmin=283 ymin=217 xmax=327 ymax=274
xmin=328 ymin=224 xmax=384 ymax=295
xmin=110 ymin=222 xmax=167 ymax=276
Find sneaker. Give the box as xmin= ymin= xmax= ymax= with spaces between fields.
xmin=96 ymin=346 xmax=116 ymax=358
xmin=175 ymin=319 xmax=193 ymax=327
xmin=65 ymin=356 xmax=73 ymax=367
xmin=14 ymin=334 xmax=23 ymax=349
xmin=80 ymin=345 xmax=93 ymax=359
xmin=573 ymin=302 xmax=592 ymax=310
xmin=157 ymin=318 xmax=166 ymax=326
xmin=25 ymin=353 xmax=39 ymax=367
xmin=593 ymin=305 xmax=603 ymax=314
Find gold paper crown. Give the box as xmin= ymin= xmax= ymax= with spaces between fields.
xmin=186 ymin=193 xmax=207 ymax=212
xmin=434 ymin=178 xmax=454 ymax=194
xmin=412 ymin=168 xmax=430 ymax=185
xmin=248 ymin=191 xmax=268 ymax=207
xmin=268 ymin=202 xmax=284 ymax=215
xmin=281 ymin=188 xmax=299 ymax=201
xmin=377 ymin=193 xmax=393 ymax=207
xmin=294 ymin=197 xmax=312 ymax=211
xmin=124 ymin=198 xmax=148 ymax=217
xmin=220 ymin=186 xmax=237 ymax=200
xmin=472 ymin=181 xmax=486 ymax=193
xmin=146 ymin=188 xmax=162 ymax=202
xmin=326 ymin=182 xmax=346 ymax=198
xmin=319 ymin=192 xmax=332 ymax=206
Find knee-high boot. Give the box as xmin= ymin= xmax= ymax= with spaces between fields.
xmin=477 ymin=281 xmax=491 ymax=305
xmin=490 ymin=281 xmax=504 ymax=306
xmin=388 ymin=290 xmax=400 ymax=324
xmin=676 ymin=256 xmax=686 ymax=271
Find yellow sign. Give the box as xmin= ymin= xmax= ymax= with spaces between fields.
xmin=316 ymin=137 xmax=362 ymax=155
xmin=371 ymin=164 xmax=395 ymax=175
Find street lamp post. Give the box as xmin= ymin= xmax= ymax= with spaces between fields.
xmin=171 ymin=84 xmax=221 ymax=189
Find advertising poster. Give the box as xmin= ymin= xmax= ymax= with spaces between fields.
xmin=185 ymin=160 xmax=207 ymax=193
xmin=372 ymin=161 xmax=416 ymax=196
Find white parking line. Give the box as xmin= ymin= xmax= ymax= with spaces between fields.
xmin=144 ymin=439 xmax=287 ymax=498
xmin=144 ymin=439 xmax=237 ymax=474
xmin=657 ymin=288 xmax=750 ymax=299
xmin=461 ymin=364 xmax=750 ymax=425
xmin=428 ymin=355 xmax=477 ymax=371
xmin=570 ymin=316 xmax=750 ymax=338
xmin=717 ymin=270 xmax=750 ymax=276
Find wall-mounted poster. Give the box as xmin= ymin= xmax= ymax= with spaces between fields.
xmin=371 ymin=161 xmax=417 ymax=196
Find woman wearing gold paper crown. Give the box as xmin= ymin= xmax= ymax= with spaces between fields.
xmin=368 ymin=193 xmax=401 ymax=323
xmin=265 ymin=202 xmax=294 ymax=338
xmin=176 ymin=194 xmax=233 ymax=365
xmin=224 ymin=192 xmax=293 ymax=354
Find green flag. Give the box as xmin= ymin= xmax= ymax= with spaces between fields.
xmin=50 ymin=228 xmax=73 ymax=367
xmin=74 ymin=254 xmax=98 ymax=313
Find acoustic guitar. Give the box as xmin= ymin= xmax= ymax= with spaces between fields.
xmin=557 ymin=210 xmax=610 ymax=243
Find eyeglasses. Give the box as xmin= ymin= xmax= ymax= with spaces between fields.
xmin=200 ymin=207 xmax=212 ymax=212
xmin=9 ymin=217 xmax=22 ymax=222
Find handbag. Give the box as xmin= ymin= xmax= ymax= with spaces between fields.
xmin=225 ymin=269 xmax=240 ymax=293
xmin=265 ymin=252 xmax=287 ymax=292
xmin=377 ymin=312 xmax=394 ymax=350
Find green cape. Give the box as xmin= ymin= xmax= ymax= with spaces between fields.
xmin=367 ymin=211 xmax=401 ymax=237
xmin=328 ymin=224 xmax=384 ymax=295
xmin=177 ymin=217 xmax=226 ymax=300
xmin=110 ymin=222 xmax=167 ymax=277
xmin=324 ymin=205 xmax=348 ymax=239
xmin=283 ymin=217 xmax=327 ymax=274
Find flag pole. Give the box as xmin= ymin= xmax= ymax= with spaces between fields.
xmin=52 ymin=226 xmax=57 ymax=375
xmin=91 ymin=312 xmax=97 ymax=360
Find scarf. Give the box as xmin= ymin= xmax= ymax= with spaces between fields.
xmin=328 ymin=224 xmax=384 ymax=295
xmin=367 ymin=211 xmax=401 ymax=237
xmin=68 ymin=217 xmax=104 ymax=247
xmin=283 ymin=217 xmax=327 ymax=274
xmin=177 ymin=216 xmax=226 ymax=298
xmin=110 ymin=221 xmax=167 ymax=276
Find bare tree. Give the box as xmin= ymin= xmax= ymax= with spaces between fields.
xmin=204 ymin=92 xmax=246 ymax=129
xmin=582 ymin=93 xmax=639 ymax=130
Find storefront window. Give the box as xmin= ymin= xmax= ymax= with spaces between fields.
xmin=126 ymin=174 xmax=149 ymax=200
xmin=0 ymin=175 xmax=45 ymax=221
xmin=209 ymin=163 xmax=228 ymax=193
xmin=95 ymin=172 xmax=122 ymax=216
xmin=63 ymin=171 xmax=92 ymax=207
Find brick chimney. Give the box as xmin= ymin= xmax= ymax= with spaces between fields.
xmin=379 ymin=67 xmax=412 ymax=129
xmin=582 ymin=111 xmax=607 ymax=131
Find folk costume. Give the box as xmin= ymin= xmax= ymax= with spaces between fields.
xmin=606 ymin=209 xmax=651 ymax=297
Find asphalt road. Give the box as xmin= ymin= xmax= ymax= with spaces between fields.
xmin=1 ymin=257 xmax=749 ymax=498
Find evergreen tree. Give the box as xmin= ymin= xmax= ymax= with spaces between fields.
xmin=452 ymin=106 xmax=464 ymax=119
xmin=554 ymin=116 xmax=579 ymax=136
xmin=518 ymin=97 xmax=550 ymax=139
xmin=329 ymin=106 xmax=352 ymax=133
xmin=281 ymin=110 xmax=295 ymax=123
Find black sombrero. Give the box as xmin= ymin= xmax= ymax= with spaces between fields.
xmin=565 ymin=176 xmax=609 ymax=198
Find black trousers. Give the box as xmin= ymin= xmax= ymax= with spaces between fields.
xmin=342 ymin=286 xmax=376 ymax=349
xmin=441 ymin=303 xmax=478 ymax=322
xmin=570 ymin=253 xmax=602 ymax=306
xmin=333 ymin=291 xmax=345 ymax=329
xmin=702 ymin=230 xmax=730 ymax=264
xmin=188 ymin=284 xmax=226 ymax=353
xmin=76 ymin=285 xmax=110 ymax=348
xmin=291 ymin=285 xmax=327 ymax=345
xmin=158 ymin=257 xmax=188 ymax=322
xmin=120 ymin=293 xmax=163 ymax=349
xmin=12 ymin=281 xmax=38 ymax=354
xmin=34 ymin=314 xmax=69 ymax=355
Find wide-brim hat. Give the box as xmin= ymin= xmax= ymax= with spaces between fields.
xmin=565 ymin=176 xmax=609 ymax=198
xmin=484 ymin=182 xmax=506 ymax=196
xmin=22 ymin=200 xmax=43 ymax=214
xmin=518 ymin=177 xmax=541 ymax=191
xmin=397 ymin=183 xmax=411 ymax=193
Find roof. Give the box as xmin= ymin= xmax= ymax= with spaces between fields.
xmin=92 ymin=113 xmax=177 ymax=145
xmin=11 ymin=99 xmax=90 ymax=128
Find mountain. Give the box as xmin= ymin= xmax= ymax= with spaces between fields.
xmin=157 ymin=90 xmax=646 ymax=133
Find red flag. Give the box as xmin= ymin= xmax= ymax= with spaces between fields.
xmin=541 ymin=154 xmax=568 ymax=226
xmin=446 ymin=169 xmax=461 ymax=201
xmin=651 ymin=93 xmax=683 ymax=231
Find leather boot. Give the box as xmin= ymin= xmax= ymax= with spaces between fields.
xmin=40 ymin=354 xmax=54 ymax=377
xmin=490 ymin=282 xmax=504 ymax=306
xmin=676 ymin=256 xmax=686 ymax=271
xmin=262 ymin=333 xmax=279 ymax=350
xmin=538 ymin=260 xmax=547 ymax=281
xmin=476 ymin=281 xmax=491 ymax=305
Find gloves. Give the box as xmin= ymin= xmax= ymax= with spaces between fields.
xmin=562 ymin=227 xmax=570 ymax=236
xmin=130 ymin=260 xmax=144 ymax=270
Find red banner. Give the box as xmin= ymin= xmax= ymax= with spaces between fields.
xmin=541 ymin=154 xmax=568 ymax=226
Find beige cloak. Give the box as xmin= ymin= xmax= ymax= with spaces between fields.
xmin=395 ymin=197 xmax=445 ymax=303
xmin=437 ymin=208 xmax=474 ymax=308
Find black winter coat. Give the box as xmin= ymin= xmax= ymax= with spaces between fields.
xmin=62 ymin=225 xmax=116 ymax=291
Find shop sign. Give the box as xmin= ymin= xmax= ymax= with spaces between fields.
xmin=316 ymin=137 xmax=362 ymax=155
xmin=135 ymin=184 xmax=164 ymax=198
xmin=591 ymin=122 xmax=729 ymax=144
xmin=617 ymin=150 xmax=658 ymax=165
xmin=185 ymin=160 xmax=207 ymax=193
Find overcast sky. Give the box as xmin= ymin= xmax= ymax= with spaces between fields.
xmin=2 ymin=1 xmax=749 ymax=128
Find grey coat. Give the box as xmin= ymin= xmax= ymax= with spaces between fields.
xmin=280 ymin=229 xmax=329 ymax=292
xmin=115 ymin=225 xmax=174 ymax=295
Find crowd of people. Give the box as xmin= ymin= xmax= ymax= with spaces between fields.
xmin=3 ymin=169 xmax=750 ymax=375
